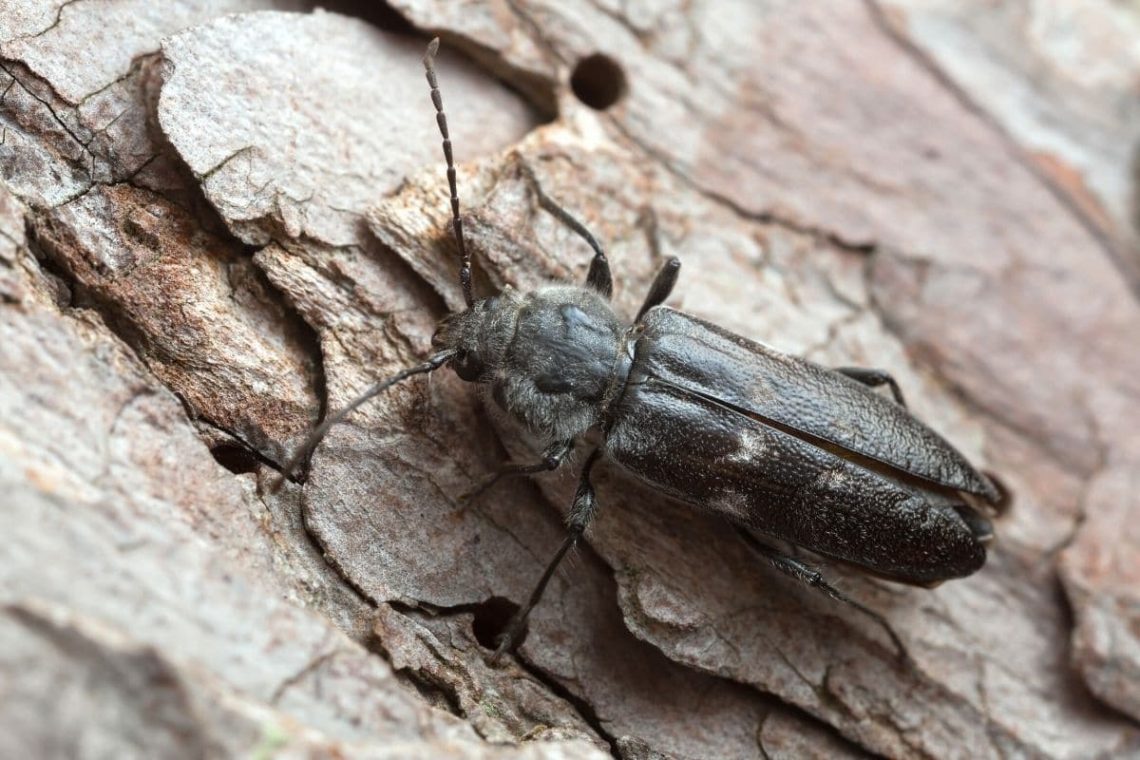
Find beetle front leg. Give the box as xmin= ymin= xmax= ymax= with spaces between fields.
xmin=490 ymin=449 xmax=601 ymax=664
xmin=462 ymin=439 xmax=574 ymax=501
xmin=834 ymin=366 xmax=907 ymax=407
xmin=518 ymin=162 xmax=613 ymax=299
xmin=737 ymin=528 xmax=911 ymax=663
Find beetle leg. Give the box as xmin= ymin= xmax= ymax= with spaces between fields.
xmin=833 ymin=367 xmax=907 ymax=407
xmin=635 ymin=257 xmax=681 ymax=322
xmin=737 ymin=529 xmax=911 ymax=663
xmin=490 ymin=449 xmax=601 ymax=664
xmin=461 ymin=439 xmax=573 ymax=502
xmin=518 ymin=162 xmax=613 ymax=299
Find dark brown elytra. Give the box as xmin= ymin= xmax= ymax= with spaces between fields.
xmin=279 ymin=38 xmax=1007 ymax=664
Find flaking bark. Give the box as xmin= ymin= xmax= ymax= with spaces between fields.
xmin=2 ymin=2 xmax=1138 ymax=758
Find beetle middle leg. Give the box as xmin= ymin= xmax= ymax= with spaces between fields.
xmin=834 ymin=367 xmax=907 ymax=407
xmin=462 ymin=438 xmax=574 ymax=501
xmin=736 ymin=528 xmax=910 ymax=662
xmin=490 ymin=449 xmax=601 ymax=664
xmin=518 ymin=162 xmax=613 ymax=298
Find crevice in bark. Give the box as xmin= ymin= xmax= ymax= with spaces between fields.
xmin=193 ymin=417 xmax=283 ymax=472
xmin=514 ymin=652 xmax=620 ymax=758
xmin=244 ymin=241 xmax=329 ymax=466
xmin=293 ymin=488 xmax=380 ymax=611
xmin=605 ymin=117 xmax=880 ymax=258
xmin=0 ymin=60 xmax=92 ymax=164
xmin=19 ymin=219 xmax=74 ymax=307
xmin=24 ymin=207 xmax=295 ymax=468
xmin=209 ymin=440 xmax=262 ymax=475
xmin=364 ymin=618 xmax=468 ymax=719
xmin=305 ymin=0 xmax=418 ymax=36
xmin=388 ymin=1 xmax=561 ymax=121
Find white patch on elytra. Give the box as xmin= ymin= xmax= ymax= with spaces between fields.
xmin=816 ymin=466 xmax=849 ymax=493
xmin=712 ymin=489 xmax=751 ymax=520
xmin=727 ymin=428 xmax=769 ymax=465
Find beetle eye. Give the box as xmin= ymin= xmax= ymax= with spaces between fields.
xmin=452 ymin=350 xmax=485 ymax=382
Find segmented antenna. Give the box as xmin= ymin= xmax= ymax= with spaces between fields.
xmin=423 ymin=38 xmax=475 ymax=307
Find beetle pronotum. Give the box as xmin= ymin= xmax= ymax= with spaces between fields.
xmin=281 ymin=38 xmax=1005 ymax=663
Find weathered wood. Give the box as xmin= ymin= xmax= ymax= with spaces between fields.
xmin=2 ymin=1 xmax=1138 ymax=758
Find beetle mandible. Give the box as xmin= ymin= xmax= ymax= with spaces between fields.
xmin=280 ymin=38 xmax=1006 ymax=663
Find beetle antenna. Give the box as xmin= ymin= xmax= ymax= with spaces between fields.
xmin=423 ymin=38 xmax=475 ymax=307
xmin=271 ymin=349 xmax=455 ymax=493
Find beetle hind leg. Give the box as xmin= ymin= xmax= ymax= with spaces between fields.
xmin=834 ymin=366 xmax=907 ymax=407
xmin=737 ymin=528 xmax=911 ymax=663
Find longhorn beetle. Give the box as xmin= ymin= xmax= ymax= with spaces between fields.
xmin=280 ymin=38 xmax=1006 ymax=663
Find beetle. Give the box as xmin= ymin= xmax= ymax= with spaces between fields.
xmin=280 ymin=38 xmax=1006 ymax=663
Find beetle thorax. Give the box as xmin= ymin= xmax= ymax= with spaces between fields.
xmin=433 ymin=285 xmax=627 ymax=441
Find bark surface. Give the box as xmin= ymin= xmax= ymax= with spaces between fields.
xmin=2 ymin=2 xmax=1138 ymax=758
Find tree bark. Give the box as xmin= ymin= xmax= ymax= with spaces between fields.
xmin=2 ymin=2 xmax=1138 ymax=758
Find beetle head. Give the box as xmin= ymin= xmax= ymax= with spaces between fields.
xmin=432 ymin=288 xmax=522 ymax=382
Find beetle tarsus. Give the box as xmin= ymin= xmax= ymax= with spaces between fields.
xmin=490 ymin=531 xmax=579 ymax=665
xmin=461 ymin=439 xmax=574 ymax=502
xmin=737 ymin=529 xmax=912 ymax=664
xmin=834 ymin=366 xmax=907 ymax=407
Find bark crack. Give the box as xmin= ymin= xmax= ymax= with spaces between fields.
xmin=0 ymin=0 xmax=85 ymax=47
xmin=269 ymin=648 xmax=341 ymax=705
xmin=0 ymin=60 xmax=94 ymax=173
xmin=605 ymin=115 xmax=878 ymax=257
xmin=513 ymin=651 xmax=619 ymax=758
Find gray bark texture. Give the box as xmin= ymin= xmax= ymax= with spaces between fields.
xmin=2 ymin=1 xmax=1139 ymax=758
